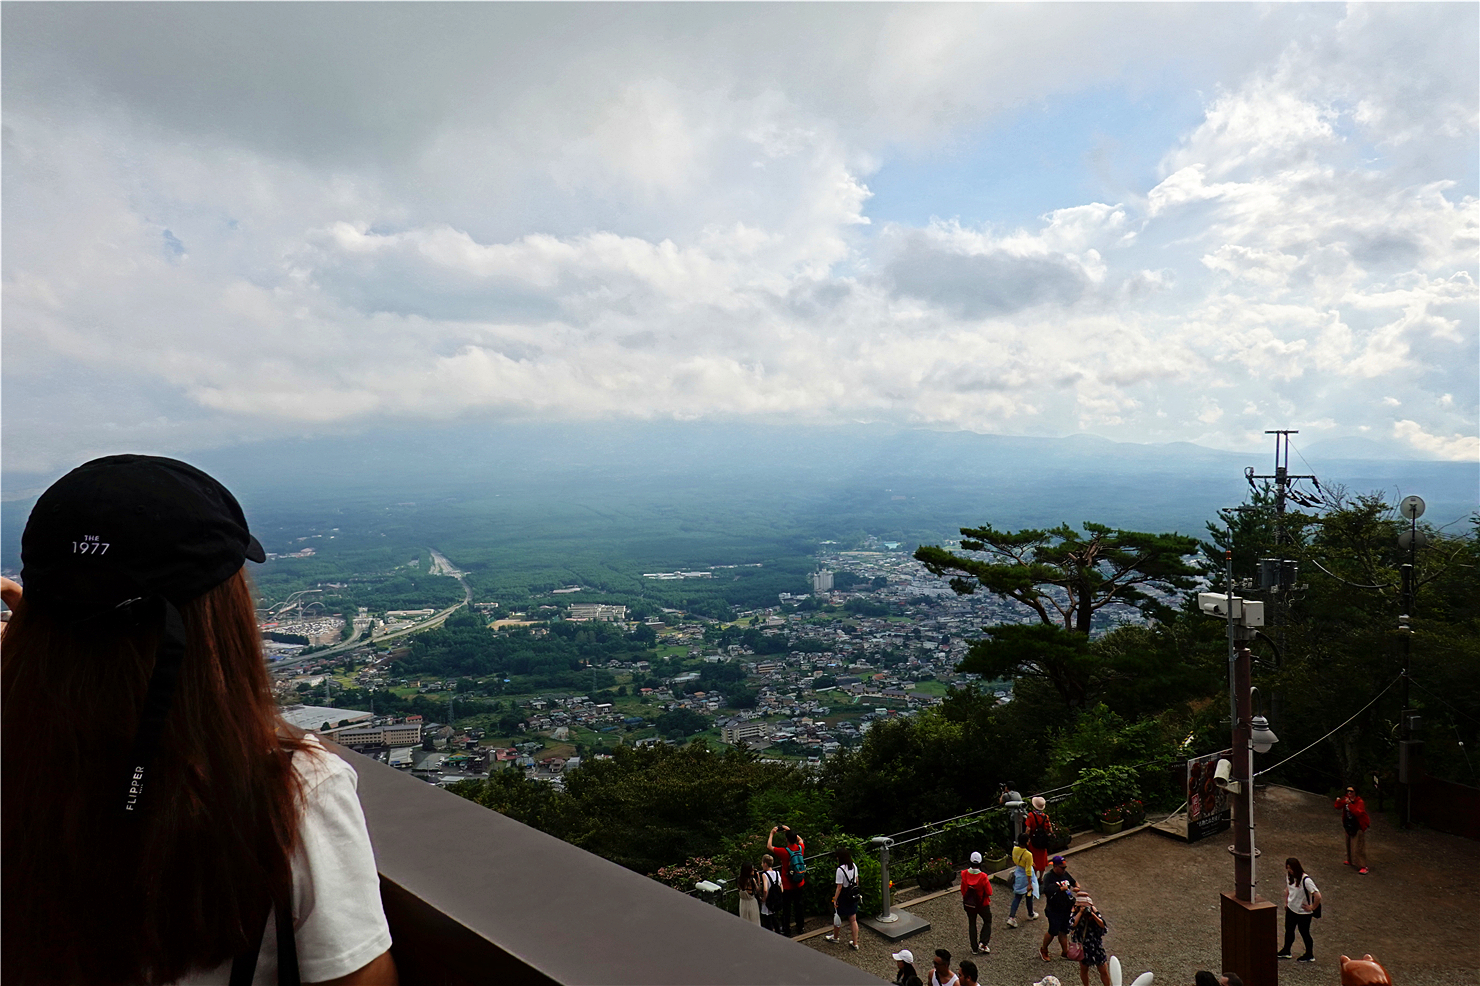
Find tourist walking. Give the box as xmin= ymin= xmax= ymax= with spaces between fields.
xmin=1335 ymin=785 xmax=1371 ymax=874
xmin=826 ymin=847 xmax=861 ymax=950
xmin=892 ymin=948 xmax=922 ymax=986
xmin=1069 ymin=893 xmax=1110 ymax=986
xmin=767 ymin=824 xmax=808 ymax=935
xmin=929 ymin=948 xmax=959 ymax=986
xmin=1039 ymin=855 xmax=1078 ymax=962
xmin=1276 ymin=857 xmax=1321 ymax=963
xmin=1007 ymin=837 xmax=1040 ymax=927
xmin=737 ymin=862 xmax=762 ymax=926
xmin=1 ymin=456 xmax=397 ymax=985
xmin=759 ymin=854 xmax=784 ymax=933
xmin=1025 ymin=796 xmax=1054 ymax=878
xmin=960 ymin=850 xmax=993 ymax=954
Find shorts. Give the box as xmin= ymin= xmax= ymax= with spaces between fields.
xmin=837 ymin=900 xmax=858 ymax=917
xmin=1047 ymin=908 xmax=1071 ymax=936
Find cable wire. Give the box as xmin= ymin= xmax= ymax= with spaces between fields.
xmin=1254 ymin=674 xmax=1402 ymax=778
xmin=1407 ymin=676 xmax=1480 ymax=728
xmin=1306 ymin=555 xmax=1395 ymax=591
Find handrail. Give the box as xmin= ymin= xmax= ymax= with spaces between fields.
xmin=322 ymin=740 xmax=884 ymax=985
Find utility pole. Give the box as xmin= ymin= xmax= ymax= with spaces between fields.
xmin=1245 ymin=430 xmax=1318 ymax=733
xmin=1397 ymin=494 xmax=1426 ymax=828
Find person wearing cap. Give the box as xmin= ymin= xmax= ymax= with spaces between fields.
xmin=1039 ymin=855 xmax=1078 ymax=962
xmin=1024 ymin=795 xmax=1053 ymax=877
xmin=1069 ymin=893 xmax=1110 ymax=986
xmin=1 ymin=456 xmax=397 ymax=985
xmin=891 ymin=948 xmax=922 ymax=986
xmin=959 ymin=850 xmax=993 ymax=954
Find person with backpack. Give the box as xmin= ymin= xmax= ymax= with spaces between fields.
xmin=825 ymin=847 xmax=861 ymax=949
xmin=1276 ymin=857 xmax=1321 ymax=963
xmin=759 ymin=854 xmax=784 ymax=933
xmin=960 ymin=851 xmax=993 ymax=955
xmin=1024 ymin=796 xmax=1054 ymax=878
xmin=767 ymin=824 xmax=807 ymax=936
xmin=1335 ymin=785 xmax=1371 ymax=874
xmin=1 ymin=456 xmax=397 ymax=985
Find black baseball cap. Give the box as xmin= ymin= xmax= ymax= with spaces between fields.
xmin=21 ymin=454 xmax=265 ymax=616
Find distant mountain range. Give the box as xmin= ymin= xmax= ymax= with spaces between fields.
xmin=4 ymin=423 xmax=1475 ymax=571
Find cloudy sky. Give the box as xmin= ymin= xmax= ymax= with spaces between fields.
xmin=4 ymin=2 xmax=1476 ymax=475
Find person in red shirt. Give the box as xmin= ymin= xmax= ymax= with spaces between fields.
xmin=960 ymin=851 xmax=993 ymax=955
xmin=767 ymin=825 xmax=807 ymax=935
xmin=1335 ymin=785 xmax=1372 ymax=874
xmin=1024 ymin=796 xmax=1053 ymax=877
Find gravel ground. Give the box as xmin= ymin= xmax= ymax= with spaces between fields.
xmin=803 ymin=785 xmax=1479 ymax=985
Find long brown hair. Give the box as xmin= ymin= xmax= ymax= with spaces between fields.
xmin=2 ymin=568 xmax=306 ymax=984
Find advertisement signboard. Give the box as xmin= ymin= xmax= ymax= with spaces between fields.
xmin=1185 ymin=749 xmax=1233 ymax=843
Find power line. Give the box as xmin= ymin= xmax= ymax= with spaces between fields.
xmin=1254 ymin=674 xmax=1402 ymax=779
xmin=1407 ymin=676 xmax=1480 ymax=728
xmin=1305 ymin=556 xmax=1395 ymax=591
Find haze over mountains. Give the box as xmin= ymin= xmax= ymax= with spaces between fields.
xmin=5 ymin=424 xmax=1473 ymax=575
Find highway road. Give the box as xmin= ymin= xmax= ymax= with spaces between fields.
xmin=267 ymin=548 xmax=471 ymax=669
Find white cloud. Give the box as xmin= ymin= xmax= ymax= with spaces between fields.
xmin=2 ymin=4 xmax=1475 ymax=472
xmin=1392 ymin=420 xmax=1480 ymax=462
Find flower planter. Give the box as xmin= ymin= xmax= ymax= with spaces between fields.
xmin=1123 ymin=811 xmax=1146 ymax=827
xmin=985 ymin=855 xmax=1014 ymax=873
xmin=1096 ymin=817 xmax=1123 ymax=834
xmin=918 ymin=870 xmax=955 ymax=892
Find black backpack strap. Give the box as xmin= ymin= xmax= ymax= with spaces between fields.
xmin=228 ymin=899 xmax=271 ymax=986
xmin=228 ymin=880 xmax=298 ymax=985
xmin=275 ymin=889 xmax=300 ymax=986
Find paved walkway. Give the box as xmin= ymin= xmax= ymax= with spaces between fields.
xmin=805 ymin=786 xmax=1479 ymax=985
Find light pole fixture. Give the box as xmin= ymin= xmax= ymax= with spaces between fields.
xmin=1200 ymin=589 xmax=1280 ymax=986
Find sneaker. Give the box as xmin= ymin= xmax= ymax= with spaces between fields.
xmin=1343 ymin=860 xmax=1352 ymax=866
xmin=972 ymin=947 xmax=982 ymax=954
xmin=982 ymin=945 xmax=991 ymax=954
xmin=1027 ymin=911 xmax=1038 ymax=920
xmin=1358 ymin=866 xmax=1369 ymax=875
xmin=1297 ymin=955 xmax=1315 ymax=963
xmin=1276 ymin=953 xmax=1292 ymax=960
xmin=823 ymin=934 xmax=840 ymax=943
xmin=1006 ymin=917 xmax=1018 ymax=928
xmin=850 ymin=942 xmax=859 ymax=951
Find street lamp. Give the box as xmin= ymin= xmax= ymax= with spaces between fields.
xmin=1199 ymin=589 xmax=1280 ymax=986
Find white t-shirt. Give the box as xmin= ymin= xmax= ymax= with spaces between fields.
xmin=835 ymin=863 xmax=859 ymax=888
xmin=1284 ymin=873 xmax=1319 ymax=914
xmin=179 ymin=735 xmax=393 ymax=984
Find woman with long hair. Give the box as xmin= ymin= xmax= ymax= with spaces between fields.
xmin=825 ymin=847 xmax=861 ymax=950
xmin=737 ymin=861 xmax=762 ymax=926
xmin=1277 ymin=856 xmax=1321 ymax=963
xmin=2 ymin=455 xmax=396 ymax=985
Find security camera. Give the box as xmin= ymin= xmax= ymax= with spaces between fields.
xmin=1198 ymin=593 xmax=1243 ymax=618
xmin=1213 ymin=758 xmax=1242 ymax=794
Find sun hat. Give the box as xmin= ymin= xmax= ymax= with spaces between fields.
xmin=1034 ymin=977 xmax=1063 ymax=986
xmin=892 ymin=949 xmax=914 ymax=964
xmin=1031 ymin=795 xmax=1046 ymax=810
xmin=969 ymin=851 xmax=982 ymax=864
